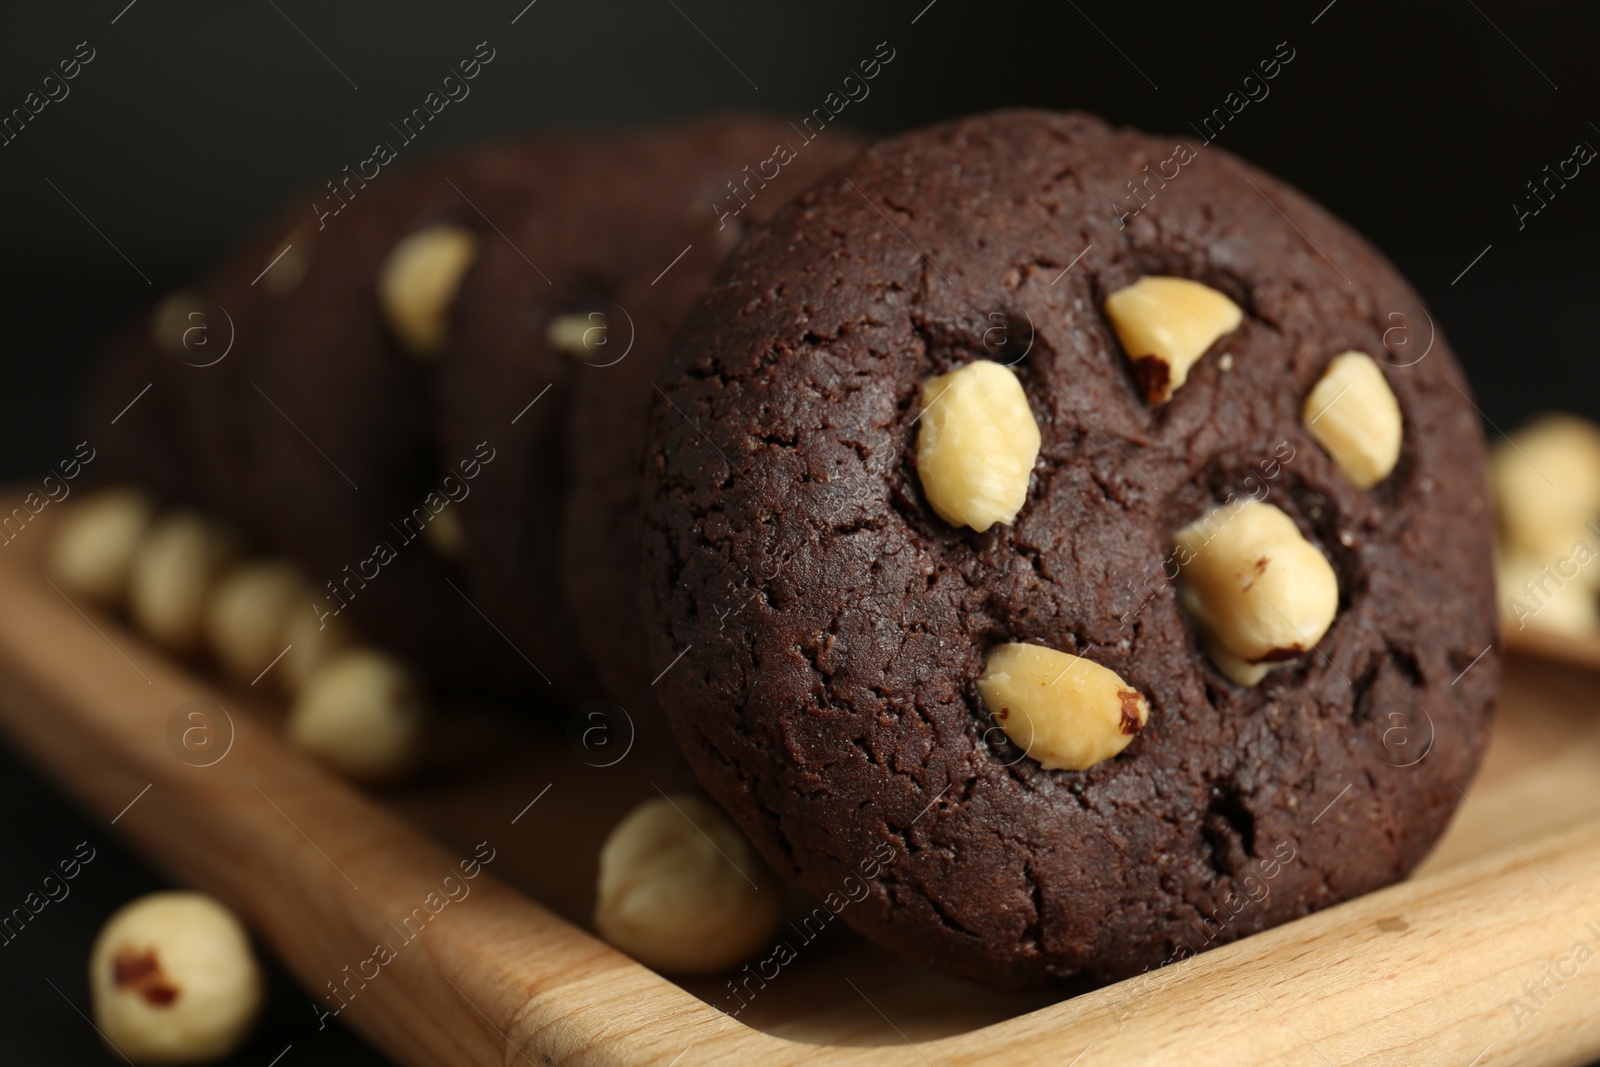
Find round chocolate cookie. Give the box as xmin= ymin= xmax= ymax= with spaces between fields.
xmin=640 ymin=109 xmax=1498 ymax=988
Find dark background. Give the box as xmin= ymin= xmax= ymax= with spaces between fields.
xmin=1 ymin=0 xmax=1595 ymax=1062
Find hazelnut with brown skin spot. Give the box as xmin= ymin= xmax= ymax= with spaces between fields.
xmin=89 ymin=892 xmax=263 ymax=1064
xmin=976 ymin=643 xmax=1149 ymax=771
xmin=1103 ymin=276 xmax=1243 ymax=404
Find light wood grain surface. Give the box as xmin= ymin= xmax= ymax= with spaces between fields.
xmin=1 ymin=503 xmax=1597 ymax=1066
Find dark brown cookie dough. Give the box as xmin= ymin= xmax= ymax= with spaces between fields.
xmin=557 ymin=122 xmax=865 ymax=744
xmin=640 ymin=109 xmax=1498 ymax=988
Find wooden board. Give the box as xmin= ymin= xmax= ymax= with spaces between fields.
xmin=1 ymin=500 xmax=1598 ymax=1066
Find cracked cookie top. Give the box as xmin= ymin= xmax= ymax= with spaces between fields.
xmin=640 ymin=109 xmax=1497 ymax=988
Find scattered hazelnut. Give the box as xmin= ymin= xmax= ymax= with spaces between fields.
xmin=1492 ymin=414 xmax=1600 ymax=559
xmin=278 ymin=603 xmax=356 ymax=696
xmin=1175 ymin=500 xmax=1339 ymax=681
xmin=976 ymin=643 xmax=1149 ymax=771
xmin=89 ymin=891 xmax=263 ymax=1065
xmin=422 ymin=504 xmax=465 ymax=561
xmin=285 ymin=648 xmax=426 ymax=782
xmin=376 ymin=225 xmax=479 ymax=357
xmin=915 ymin=360 xmax=1041 ymax=532
xmin=1302 ymin=351 xmax=1403 ymax=489
xmin=1496 ymin=547 xmax=1600 ymax=637
xmin=202 ymin=560 xmax=307 ymax=682
xmin=128 ymin=512 xmax=241 ymax=654
xmin=1103 ymin=276 xmax=1243 ymax=404
xmin=47 ymin=486 xmax=156 ymax=606
xmin=546 ymin=312 xmax=608 ymax=360
xmin=594 ymin=794 xmax=783 ymax=975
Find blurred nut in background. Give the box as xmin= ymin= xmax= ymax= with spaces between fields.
xmin=1492 ymin=413 xmax=1600 ymax=558
xmin=285 ymin=648 xmax=426 ymax=783
xmin=279 ymin=604 xmax=356 ymax=696
xmin=202 ymin=559 xmax=307 ymax=682
xmin=594 ymin=793 xmax=783 ymax=975
xmin=1496 ymin=548 xmax=1600 ymax=637
xmin=128 ymin=512 xmax=240 ymax=654
xmin=89 ymin=891 xmax=263 ymax=1065
xmin=376 ymin=225 xmax=479 ymax=358
xmin=46 ymin=485 xmax=155 ymax=606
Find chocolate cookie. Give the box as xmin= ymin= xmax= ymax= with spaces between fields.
xmin=556 ymin=122 xmax=864 ymax=739
xmin=84 ymin=144 xmax=565 ymax=693
xmin=640 ymin=110 xmax=1497 ymax=988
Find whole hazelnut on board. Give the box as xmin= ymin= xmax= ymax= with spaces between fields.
xmin=278 ymin=603 xmax=356 ymax=697
xmin=89 ymin=891 xmax=263 ymax=1064
xmin=976 ymin=643 xmax=1149 ymax=771
xmin=915 ymin=360 xmax=1042 ymax=532
xmin=202 ymin=559 xmax=307 ymax=682
xmin=47 ymin=485 xmax=155 ymax=606
xmin=285 ymin=648 xmax=426 ymax=783
xmin=1492 ymin=414 xmax=1600 ymax=559
xmin=594 ymin=794 xmax=783 ymax=975
xmin=127 ymin=512 xmax=240 ymax=654
xmin=1496 ymin=548 xmax=1600 ymax=637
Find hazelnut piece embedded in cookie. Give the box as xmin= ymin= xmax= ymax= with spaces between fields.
xmin=376 ymin=225 xmax=479 ymax=358
xmin=89 ymin=892 xmax=263 ymax=1064
xmin=1174 ymin=500 xmax=1339 ymax=683
xmin=1302 ymin=351 xmax=1403 ymax=489
xmin=976 ymin=643 xmax=1149 ymax=771
xmin=1103 ymin=276 xmax=1242 ymax=404
xmin=915 ymin=360 xmax=1041 ymax=532
xmin=545 ymin=312 xmax=609 ymax=361
xmin=594 ymin=794 xmax=783 ymax=975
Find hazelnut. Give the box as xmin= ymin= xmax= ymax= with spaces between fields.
xmin=546 ymin=312 xmax=608 ymax=360
xmin=1103 ymin=276 xmax=1243 ymax=404
xmin=976 ymin=643 xmax=1149 ymax=771
xmin=89 ymin=891 xmax=263 ymax=1064
xmin=1492 ymin=414 xmax=1600 ymax=558
xmin=285 ymin=648 xmax=426 ymax=782
xmin=202 ymin=560 xmax=307 ymax=682
xmin=128 ymin=512 xmax=241 ymax=654
xmin=915 ymin=360 xmax=1041 ymax=532
xmin=1175 ymin=500 xmax=1339 ymax=678
xmin=376 ymin=225 xmax=478 ymax=357
xmin=47 ymin=486 xmax=156 ymax=606
xmin=1496 ymin=547 xmax=1600 ymax=637
xmin=278 ymin=603 xmax=356 ymax=696
xmin=422 ymin=504 xmax=465 ymax=561
xmin=594 ymin=794 xmax=783 ymax=975
xmin=1302 ymin=351 xmax=1403 ymax=489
